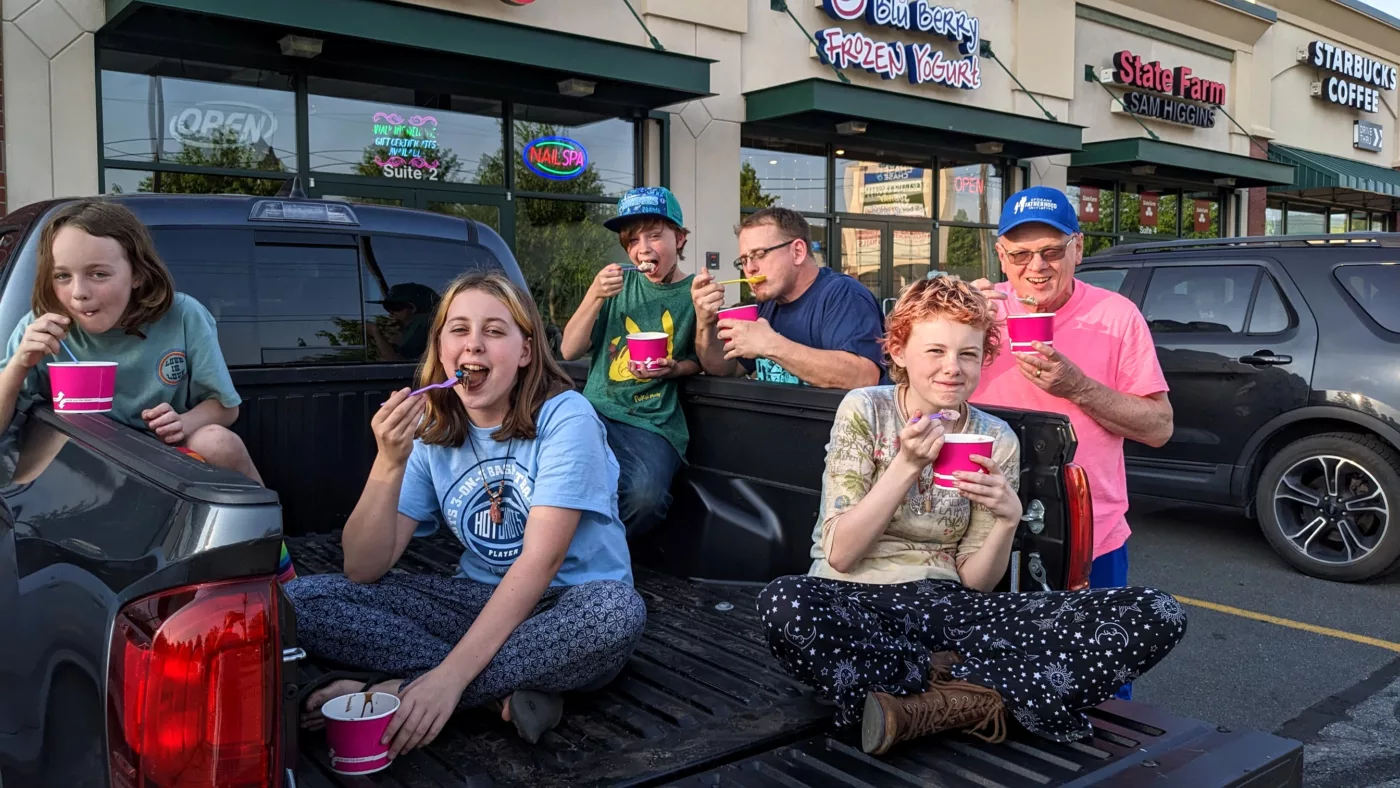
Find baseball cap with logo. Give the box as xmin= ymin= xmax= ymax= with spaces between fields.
xmin=998 ymin=186 xmax=1080 ymax=237
xmin=603 ymin=186 xmax=685 ymax=232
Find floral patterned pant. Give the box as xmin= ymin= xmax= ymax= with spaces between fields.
xmin=286 ymin=572 xmax=647 ymax=708
xmin=758 ymin=575 xmax=1188 ymax=741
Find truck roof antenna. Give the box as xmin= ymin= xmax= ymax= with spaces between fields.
xmin=276 ymin=177 xmax=308 ymax=199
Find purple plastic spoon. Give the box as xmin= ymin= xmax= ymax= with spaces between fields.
xmin=382 ymin=369 xmax=464 ymax=405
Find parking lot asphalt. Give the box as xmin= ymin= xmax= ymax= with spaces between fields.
xmin=1124 ymin=500 xmax=1400 ymax=786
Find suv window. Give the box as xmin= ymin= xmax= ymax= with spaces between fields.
xmin=1335 ymin=264 xmax=1400 ymax=333
xmin=362 ymin=234 xmax=503 ymax=363
xmin=1143 ymin=266 xmax=1258 ymax=333
xmin=1077 ymin=268 xmax=1129 ymax=294
xmin=153 ymin=228 xmax=364 ymax=367
xmin=1248 ymin=274 xmax=1293 ymax=334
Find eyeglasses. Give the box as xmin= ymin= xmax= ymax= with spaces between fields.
xmin=734 ymin=239 xmax=795 ymax=270
xmin=997 ymin=237 xmax=1077 ymax=266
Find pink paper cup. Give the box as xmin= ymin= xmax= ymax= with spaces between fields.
xmin=1006 ymin=313 xmax=1054 ymax=353
xmin=322 ymin=691 xmax=400 ymax=776
xmin=932 ymin=434 xmax=996 ymax=489
xmin=718 ymin=304 xmax=759 ymax=322
xmin=47 ymin=362 xmax=117 ymax=414
xmin=626 ymin=332 xmax=669 ymax=372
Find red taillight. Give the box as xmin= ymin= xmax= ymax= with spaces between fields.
xmin=1065 ymin=463 xmax=1095 ymax=591
xmin=108 ymin=577 xmax=281 ymax=788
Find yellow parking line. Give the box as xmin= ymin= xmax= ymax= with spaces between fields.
xmin=1176 ymin=595 xmax=1400 ymax=653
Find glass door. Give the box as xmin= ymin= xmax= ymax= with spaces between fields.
xmin=839 ymin=218 xmax=886 ymax=309
xmin=838 ymin=218 xmax=933 ymax=313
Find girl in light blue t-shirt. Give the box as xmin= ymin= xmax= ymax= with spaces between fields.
xmin=288 ymin=271 xmax=644 ymax=756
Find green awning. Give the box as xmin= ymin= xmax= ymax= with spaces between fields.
xmin=104 ymin=0 xmax=712 ymax=112
xmin=1267 ymin=144 xmax=1400 ymax=203
xmin=1070 ymin=138 xmax=1295 ymax=188
xmin=744 ymin=79 xmax=1082 ymax=160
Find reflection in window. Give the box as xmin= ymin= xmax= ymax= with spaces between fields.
xmin=1067 ymin=183 xmax=1115 ymax=234
xmin=104 ymin=168 xmax=286 ymax=197
xmin=1183 ymin=194 xmax=1220 ymax=239
xmin=1335 ymin=263 xmax=1400 ymax=333
xmin=1078 ymin=268 xmax=1129 ymax=294
xmin=1143 ymin=265 xmax=1258 ymax=333
xmin=1329 ymin=212 xmax=1348 ymax=233
xmin=1265 ymin=204 xmax=1284 ymax=236
xmin=892 ymin=229 xmax=933 ymax=295
xmin=1288 ymin=206 xmax=1325 ymax=234
xmin=740 ymin=145 xmax=827 ymax=212
xmin=837 ymin=158 xmax=931 ymax=218
xmin=939 ymin=163 xmax=1002 ymax=224
xmin=101 ymin=66 xmax=297 ymax=172
xmin=515 ymin=199 xmax=628 ymax=330
xmin=1248 ymin=275 xmax=1293 ymax=334
xmin=514 ymin=105 xmax=634 ymax=198
xmin=307 ymin=79 xmax=503 ymax=186
xmin=1082 ymin=234 xmax=1114 ymax=257
xmin=1120 ymin=188 xmax=1178 ymax=236
xmin=939 ymin=226 xmax=996 ymax=283
xmin=840 ymin=226 xmax=883 ymax=298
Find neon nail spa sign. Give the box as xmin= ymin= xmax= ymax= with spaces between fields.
xmin=522 ymin=137 xmax=589 ymax=180
xmin=371 ymin=112 xmax=442 ymax=181
xmin=815 ymin=0 xmax=981 ymax=90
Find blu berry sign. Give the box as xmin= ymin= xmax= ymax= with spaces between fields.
xmin=522 ymin=137 xmax=589 ymax=180
xmin=815 ymin=0 xmax=981 ymax=90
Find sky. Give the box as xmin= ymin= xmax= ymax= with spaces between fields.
xmin=1359 ymin=0 xmax=1400 ymax=20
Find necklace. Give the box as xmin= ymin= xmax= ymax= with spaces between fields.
xmin=467 ymin=431 xmax=513 ymax=525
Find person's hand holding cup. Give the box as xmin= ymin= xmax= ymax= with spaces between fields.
xmin=892 ymin=410 xmax=946 ymax=474
xmin=952 ymin=453 xmax=1022 ymax=525
xmin=691 ymin=271 xmax=725 ymax=325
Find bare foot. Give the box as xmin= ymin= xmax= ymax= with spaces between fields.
xmin=500 ymin=695 xmax=513 ymax=722
xmin=301 ymin=678 xmax=403 ymax=730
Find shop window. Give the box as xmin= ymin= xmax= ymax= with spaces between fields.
xmin=1329 ymin=212 xmax=1348 ymax=233
xmin=1120 ymin=188 xmax=1179 ymax=236
xmin=101 ymin=62 xmax=297 ymax=173
xmin=1067 ymin=184 xmax=1115 ymax=235
xmin=837 ymin=156 xmax=932 ymax=218
xmin=939 ymin=226 xmax=996 ymax=283
xmin=150 ymin=228 xmax=364 ymax=367
xmin=104 ymin=168 xmax=287 ymax=197
xmin=307 ymin=78 xmax=504 ymax=186
xmin=1143 ymin=265 xmax=1257 ymax=334
xmin=939 ymin=163 xmax=1002 ymax=225
xmin=513 ymin=105 xmax=635 ymax=198
xmin=1183 ymin=194 xmax=1221 ymax=239
xmin=740 ymin=144 xmax=827 ymax=213
xmin=1372 ymin=216 xmax=1388 ymax=232
xmin=1078 ymin=268 xmax=1129 ymax=294
xmin=1287 ymin=206 xmax=1325 ymax=235
xmin=515 ymin=199 xmax=629 ymax=332
xmin=1082 ymin=234 xmax=1115 ymax=257
xmin=1265 ymin=204 xmax=1285 ymax=236
xmin=1351 ymin=211 xmax=1371 ymax=232
xmin=1248 ymin=275 xmax=1294 ymax=334
xmin=892 ymin=228 xmax=934 ymax=294
xmin=360 ymin=235 xmax=508 ymax=364
xmin=1335 ymin=264 xmax=1400 ymax=333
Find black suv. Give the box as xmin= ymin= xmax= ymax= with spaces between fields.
xmin=1080 ymin=233 xmax=1400 ymax=582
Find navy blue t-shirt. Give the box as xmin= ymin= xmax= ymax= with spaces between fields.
xmin=740 ymin=267 xmax=886 ymax=386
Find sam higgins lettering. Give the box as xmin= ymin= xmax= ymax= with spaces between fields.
xmin=1111 ymin=50 xmax=1227 ymax=106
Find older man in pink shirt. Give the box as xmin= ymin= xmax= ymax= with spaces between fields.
xmin=971 ymin=185 xmax=1173 ymax=598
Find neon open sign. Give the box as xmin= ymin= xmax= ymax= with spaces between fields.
xmin=522 ymin=137 xmax=588 ymax=180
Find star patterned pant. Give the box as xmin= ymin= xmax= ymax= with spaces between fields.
xmin=286 ymin=573 xmax=647 ymax=708
xmin=758 ymin=575 xmax=1187 ymax=742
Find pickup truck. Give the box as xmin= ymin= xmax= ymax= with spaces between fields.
xmin=0 ymin=193 xmax=1305 ymax=787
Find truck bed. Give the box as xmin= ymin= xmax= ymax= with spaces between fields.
xmin=287 ymin=534 xmax=1303 ymax=788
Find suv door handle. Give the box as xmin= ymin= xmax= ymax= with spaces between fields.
xmin=1239 ymin=353 xmax=1292 ymax=366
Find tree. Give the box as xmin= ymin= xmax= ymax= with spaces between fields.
xmin=740 ymin=161 xmax=778 ymax=209
xmin=115 ymin=127 xmax=287 ymax=196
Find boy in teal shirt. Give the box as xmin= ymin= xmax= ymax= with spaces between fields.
xmin=561 ymin=187 xmax=699 ymax=538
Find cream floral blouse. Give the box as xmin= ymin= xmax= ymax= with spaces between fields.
xmin=809 ymin=386 xmax=1021 ymax=585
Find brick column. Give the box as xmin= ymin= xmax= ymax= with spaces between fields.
xmin=1246 ymin=139 xmax=1268 ymax=237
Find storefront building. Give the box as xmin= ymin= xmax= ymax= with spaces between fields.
xmin=4 ymin=0 xmax=1400 ymax=337
xmin=1251 ymin=3 xmax=1400 ymax=235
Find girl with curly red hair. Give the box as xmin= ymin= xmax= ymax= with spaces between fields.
xmin=757 ymin=273 xmax=1186 ymax=755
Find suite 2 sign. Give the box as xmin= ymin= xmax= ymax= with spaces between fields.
xmin=815 ymin=0 xmax=982 ymax=90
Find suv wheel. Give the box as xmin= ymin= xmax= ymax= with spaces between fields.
xmin=1256 ymin=432 xmax=1400 ymax=582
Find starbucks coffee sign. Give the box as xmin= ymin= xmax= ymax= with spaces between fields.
xmin=1302 ymin=40 xmax=1396 ymax=114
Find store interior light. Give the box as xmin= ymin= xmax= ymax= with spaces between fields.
xmin=836 ymin=121 xmax=868 ymax=135
xmin=1214 ymin=177 xmax=1237 ymax=187
xmin=278 ymin=35 xmax=323 ymax=59
xmin=835 ymin=149 xmax=846 ymax=155
xmin=558 ymin=78 xmax=596 ymax=98
xmin=975 ymin=141 xmax=1004 ymax=154
xmin=1131 ymin=165 xmax=1157 ymax=176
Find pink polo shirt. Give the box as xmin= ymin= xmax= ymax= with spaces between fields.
xmin=970 ymin=281 xmax=1168 ymax=558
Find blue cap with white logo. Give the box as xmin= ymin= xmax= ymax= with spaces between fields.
xmin=604 ymin=186 xmax=685 ymax=232
xmin=998 ymin=186 xmax=1080 ymax=237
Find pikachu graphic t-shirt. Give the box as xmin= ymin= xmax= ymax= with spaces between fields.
xmin=582 ymin=270 xmax=698 ymax=458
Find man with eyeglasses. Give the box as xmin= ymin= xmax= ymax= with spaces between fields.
xmin=969 ymin=187 xmax=1173 ymax=684
xmin=690 ymin=208 xmax=884 ymax=388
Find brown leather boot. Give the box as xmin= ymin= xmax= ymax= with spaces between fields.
xmin=860 ymin=678 xmax=1007 ymax=755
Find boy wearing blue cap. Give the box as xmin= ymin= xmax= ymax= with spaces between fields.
xmin=561 ymin=186 xmax=699 ymax=538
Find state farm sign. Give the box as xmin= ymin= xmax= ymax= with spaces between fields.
xmin=1106 ymin=50 xmax=1225 ymax=129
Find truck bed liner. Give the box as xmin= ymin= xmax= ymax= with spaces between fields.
xmin=287 ymin=534 xmax=1302 ymax=788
